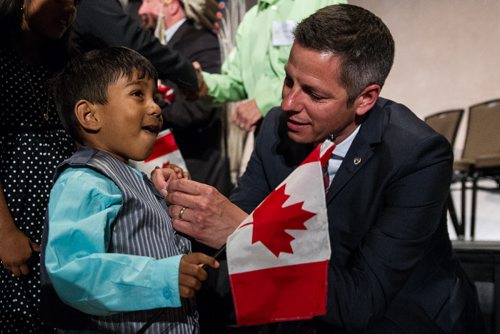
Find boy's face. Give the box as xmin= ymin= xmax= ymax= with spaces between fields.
xmin=92 ymin=71 xmax=162 ymax=162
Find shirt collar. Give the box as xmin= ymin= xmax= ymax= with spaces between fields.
xmin=334 ymin=125 xmax=361 ymax=159
xmin=164 ymin=18 xmax=186 ymax=42
xmin=258 ymin=0 xmax=281 ymax=10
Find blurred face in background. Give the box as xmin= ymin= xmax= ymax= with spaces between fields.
xmin=22 ymin=0 xmax=77 ymax=40
xmin=138 ymin=0 xmax=163 ymax=30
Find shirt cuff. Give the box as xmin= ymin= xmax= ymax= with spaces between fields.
xmin=149 ymin=254 xmax=183 ymax=307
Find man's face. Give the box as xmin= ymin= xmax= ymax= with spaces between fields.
xmin=281 ymin=43 xmax=359 ymax=145
xmin=138 ymin=0 xmax=162 ymax=30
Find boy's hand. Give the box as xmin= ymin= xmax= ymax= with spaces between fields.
xmin=178 ymin=252 xmax=219 ymax=298
xmin=151 ymin=164 xmax=190 ymax=197
xmin=166 ymin=164 xmax=190 ymax=180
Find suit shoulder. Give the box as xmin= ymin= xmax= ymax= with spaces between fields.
xmin=376 ymin=99 xmax=452 ymax=160
xmin=380 ymin=99 xmax=441 ymax=142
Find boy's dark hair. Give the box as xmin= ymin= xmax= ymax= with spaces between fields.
xmin=294 ymin=4 xmax=395 ymax=106
xmin=52 ymin=46 xmax=158 ymax=144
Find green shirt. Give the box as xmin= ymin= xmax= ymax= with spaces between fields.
xmin=204 ymin=0 xmax=346 ymax=115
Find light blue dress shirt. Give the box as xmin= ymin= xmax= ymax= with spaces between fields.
xmin=45 ymin=167 xmax=182 ymax=316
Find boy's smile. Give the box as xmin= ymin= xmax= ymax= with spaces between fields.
xmin=89 ymin=71 xmax=162 ymax=162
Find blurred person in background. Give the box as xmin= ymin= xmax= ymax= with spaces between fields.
xmin=0 ymin=0 xmax=77 ymax=332
xmin=72 ymin=0 xmax=219 ymax=99
xmin=138 ymin=0 xmax=232 ymax=198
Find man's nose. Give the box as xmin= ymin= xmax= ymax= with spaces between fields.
xmin=281 ymin=87 xmax=303 ymax=112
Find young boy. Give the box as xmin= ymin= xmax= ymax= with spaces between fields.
xmin=40 ymin=46 xmax=218 ymax=333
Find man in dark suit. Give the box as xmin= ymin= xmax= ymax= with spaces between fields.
xmin=157 ymin=0 xmax=232 ymax=197
xmin=73 ymin=0 xmax=218 ymax=98
xmin=158 ymin=4 xmax=485 ymax=333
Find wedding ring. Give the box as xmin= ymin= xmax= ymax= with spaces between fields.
xmin=178 ymin=207 xmax=187 ymax=220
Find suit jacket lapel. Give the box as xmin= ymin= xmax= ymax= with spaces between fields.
xmin=166 ymin=20 xmax=190 ymax=47
xmin=326 ymin=98 xmax=388 ymax=203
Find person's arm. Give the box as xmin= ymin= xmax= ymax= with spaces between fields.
xmin=202 ymin=15 xmax=249 ymax=105
xmin=164 ymin=28 xmax=221 ymax=129
xmin=0 ymin=181 xmax=39 ymax=276
xmin=45 ymin=168 xmax=183 ymax=316
xmin=74 ymin=0 xmax=198 ymax=96
xmin=160 ymin=109 xmax=284 ymax=248
xmin=165 ymin=178 xmax=247 ymax=249
xmin=322 ymin=133 xmax=453 ymax=331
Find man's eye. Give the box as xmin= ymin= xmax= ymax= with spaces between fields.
xmin=284 ymin=77 xmax=293 ymax=88
xmin=132 ymin=90 xmax=143 ymax=97
xmin=309 ymin=93 xmax=324 ymax=101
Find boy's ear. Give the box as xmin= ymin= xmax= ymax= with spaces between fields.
xmin=75 ymin=100 xmax=101 ymax=132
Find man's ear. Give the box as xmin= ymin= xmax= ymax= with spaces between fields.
xmin=75 ymin=100 xmax=101 ymax=132
xmin=354 ymin=84 xmax=381 ymax=117
xmin=165 ymin=0 xmax=180 ymax=15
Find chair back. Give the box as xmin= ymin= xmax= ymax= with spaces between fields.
xmin=425 ymin=109 xmax=464 ymax=146
xmin=462 ymin=99 xmax=500 ymax=161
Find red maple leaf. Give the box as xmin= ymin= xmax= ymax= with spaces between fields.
xmin=249 ymin=184 xmax=316 ymax=257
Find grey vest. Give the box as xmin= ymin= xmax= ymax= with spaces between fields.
xmin=41 ymin=147 xmax=197 ymax=333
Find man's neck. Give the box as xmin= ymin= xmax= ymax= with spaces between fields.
xmin=165 ymin=11 xmax=186 ymax=30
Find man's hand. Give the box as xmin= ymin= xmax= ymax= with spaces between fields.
xmin=183 ymin=0 xmax=220 ymax=31
xmin=178 ymin=252 xmax=219 ymax=298
xmin=192 ymin=61 xmax=208 ymax=98
xmin=166 ymin=179 xmax=248 ymax=249
xmin=233 ymin=99 xmax=263 ymax=131
xmin=0 ymin=226 xmax=39 ymax=276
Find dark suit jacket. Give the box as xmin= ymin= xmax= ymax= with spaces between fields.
xmin=73 ymin=0 xmax=198 ymax=93
xmin=162 ymin=20 xmax=232 ymax=196
xmin=230 ymin=99 xmax=484 ymax=333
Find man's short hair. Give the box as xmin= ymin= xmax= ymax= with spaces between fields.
xmin=52 ymin=46 xmax=158 ymax=144
xmin=294 ymin=4 xmax=395 ymax=106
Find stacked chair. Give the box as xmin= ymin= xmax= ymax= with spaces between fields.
xmin=453 ymin=99 xmax=500 ymax=239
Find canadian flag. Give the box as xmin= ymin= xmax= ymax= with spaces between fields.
xmin=227 ymin=140 xmax=335 ymax=326
xmin=129 ymin=129 xmax=188 ymax=175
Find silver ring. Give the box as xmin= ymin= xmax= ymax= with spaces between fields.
xmin=178 ymin=207 xmax=187 ymax=220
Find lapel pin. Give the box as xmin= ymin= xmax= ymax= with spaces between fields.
xmin=353 ymin=157 xmax=362 ymax=165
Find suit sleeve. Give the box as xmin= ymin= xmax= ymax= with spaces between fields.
xmin=203 ymin=15 xmax=249 ymax=106
xmin=322 ymin=134 xmax=453 ymax=331
xmin=163 ymin=28 xmax=221 ymax=128
xmin=74 ymin=0 xmax=198 ymax=93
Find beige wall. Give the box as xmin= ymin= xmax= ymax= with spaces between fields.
xmin=349 ymin=0 xmax=500 ymax=155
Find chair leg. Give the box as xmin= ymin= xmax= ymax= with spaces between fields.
xmin=461 ymin=177 xmax=467 ymax=238
xmin=447 ymin=192 xmax=463 ymax=239
xmin=470 ymin=175 xmax=478 ymax=240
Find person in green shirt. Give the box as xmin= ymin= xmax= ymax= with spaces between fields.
xmin=197 ymin=0 xmax=346 ymax=132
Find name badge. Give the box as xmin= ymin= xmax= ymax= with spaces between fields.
xmin=272 ymin=20 xmax=297 ymax=46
